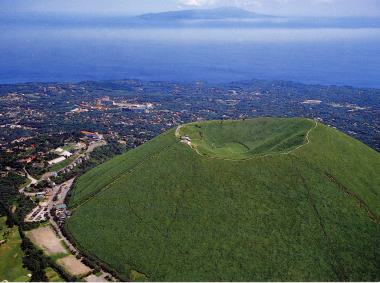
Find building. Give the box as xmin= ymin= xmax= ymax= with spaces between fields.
xmin=55 ymin=147 xmax=73 ymax=157
xmin=55 ymin=204 xmax=67 ymax=210
xmin=80 ymin=131 xmax=104 ymax=141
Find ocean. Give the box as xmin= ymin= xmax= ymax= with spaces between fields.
xmin=1 ymin=26 xmax=379 ymax=87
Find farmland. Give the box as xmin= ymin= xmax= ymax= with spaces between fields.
xmin=66 ymin=118 xmax=380 ymax=281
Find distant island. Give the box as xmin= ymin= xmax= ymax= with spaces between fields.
xmin=138 ymin=6 xmax=276 ymax=21
xmin=2 ymin=7 xmax=380 ymax=29
xmin=134 ymin=7 xmax=380 ymax=28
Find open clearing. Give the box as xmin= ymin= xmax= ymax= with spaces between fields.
xmin=57 ymin=255 xmax=92 ymax=277
xmin=26 ymin=225 xmax=93 ymax=278
xmin=67 ymin=118 xmax=380 ymax=281
xmin=26 ymin=226 xmax=67 ymax=256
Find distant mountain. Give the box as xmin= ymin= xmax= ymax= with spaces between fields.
xmin=138 ymin=7 xmax=275 ymax=21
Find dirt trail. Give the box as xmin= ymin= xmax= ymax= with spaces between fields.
xmin=175 ymin=125 xmax=182 ymax=138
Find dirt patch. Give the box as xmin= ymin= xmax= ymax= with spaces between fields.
xmin=26 ymin=226 xmax=67 ymax=256
xmin=84 ymin=274 xmax=106 ymax=282
xmin=57 ymin=255 xmax=92 ymax=276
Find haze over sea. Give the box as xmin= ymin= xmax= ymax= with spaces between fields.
xmin=1 ymin=24 xmax=380 ymax=88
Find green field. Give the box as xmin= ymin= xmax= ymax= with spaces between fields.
xmin=66 ymin=118 xmax=380 ymax=281
xmin=45 ymin=267 xmax=65 ymax=282
xmin=0 ymin=217 xmax=31 ymax=282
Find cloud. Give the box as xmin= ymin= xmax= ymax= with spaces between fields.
xmin=178 ymin=0 xmax=380 ymax=17
xmin=180 ymin=0 xmax=215 ymax=7
xmin=181 ymin=0 xmax=202 ymax=6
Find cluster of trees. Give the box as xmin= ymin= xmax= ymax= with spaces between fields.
xmin=90 ymin=140 xmax=127 ymax=164
xmin=0 ymin=173 xmax=34 ymax=226
xmin=20 ymin=235 xmax=49 ymax=282
xmin=25 ymin=165 xmax=46 ymax=180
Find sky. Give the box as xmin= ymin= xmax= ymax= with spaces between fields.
xmin=1 ymin=0 xmax=380 ymax=17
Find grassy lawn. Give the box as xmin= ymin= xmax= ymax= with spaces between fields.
xmin=62 ymin=144 xmax=76 ymax=152
xmin=66 ymin=118 xmax=380 ymax=281
xmin=45 ymin=267 xmax=65 ymax=282
xmin=0 ymin=217 xmax=31 ymax=282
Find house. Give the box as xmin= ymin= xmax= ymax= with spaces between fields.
xmin=81 ymin=131 xmax=104 ymax=141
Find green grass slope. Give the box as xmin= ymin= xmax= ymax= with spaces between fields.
xmin=66 ymin=118 xmax=380 ymax=281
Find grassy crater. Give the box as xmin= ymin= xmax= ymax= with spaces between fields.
xmin=179 ymin=118 xmax=314 ymax=160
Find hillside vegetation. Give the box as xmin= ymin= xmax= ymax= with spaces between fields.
xmin=66 ymin=118 xmax=380 ymax=281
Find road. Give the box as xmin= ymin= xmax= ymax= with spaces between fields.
xmin=24 ymin=168 xmax=38 ymax=185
